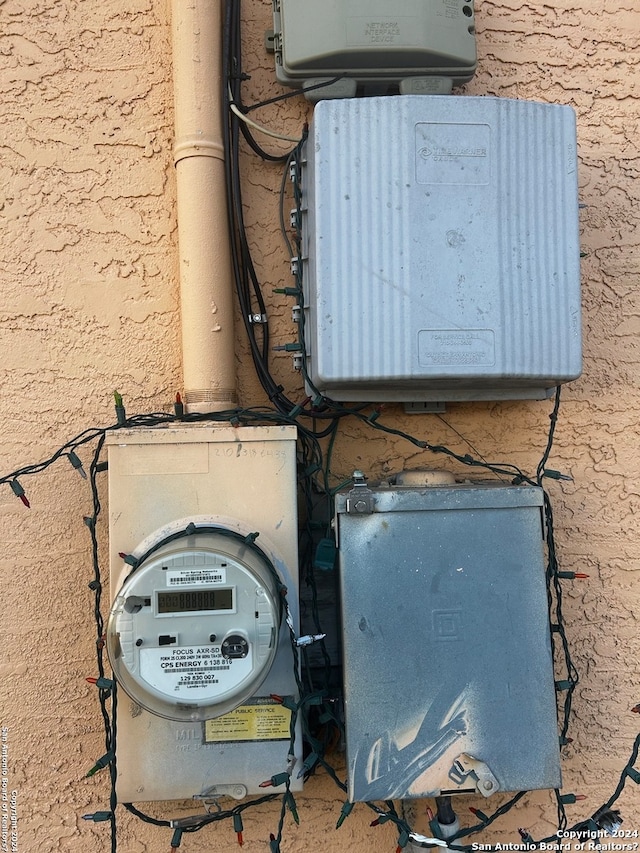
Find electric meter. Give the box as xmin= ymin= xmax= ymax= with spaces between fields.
xmin=107 ymin=529 xmax=282 ymax=722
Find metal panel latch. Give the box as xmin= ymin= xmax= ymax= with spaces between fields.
xmin=345 ymin=470 xmax=375 ymax=515
xmin=449 ymin=753 xmax=499 ymax=797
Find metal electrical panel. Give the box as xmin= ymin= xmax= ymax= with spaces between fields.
xmin=106 ymin=426 xmax=301 ymax=803
xmin=272 ymin=0 xmax=477 ymax=99
xmin=335 ymin=479 xmax=561 ymax=802
xmin=301 ymin=95 xmax=582 ymax=402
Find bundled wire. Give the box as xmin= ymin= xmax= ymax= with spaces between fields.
xmin=82 ymin=434 xmax=118 ymax=852
xmin=221 ymin=1 xmax=375 ymax=433
xmin=222 ymin=0 xmax=296 ymax=414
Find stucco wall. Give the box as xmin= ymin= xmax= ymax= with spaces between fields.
xmin=1 ymin=1 xmax=639 ymax=851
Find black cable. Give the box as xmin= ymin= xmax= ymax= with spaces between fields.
xmin=227 ymin=1 xmax=298 ymax=163
xmin=279 ymin=147 xmax=297 ymax=259
xmin=223 ymin=0 xmax=295 ymax=412
xmin=603 ymin=732 xmax=640 ymax=810
xmin=244 ymin=76 xmax=345 ymax=113
xmin=86 ymin=434 xmax=118 ymax=851
xmin=122 ymin=803 xmax=170 ymax=828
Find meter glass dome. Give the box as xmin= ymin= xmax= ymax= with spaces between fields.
xmin=107 ymin=532 xmax=281 ymax=722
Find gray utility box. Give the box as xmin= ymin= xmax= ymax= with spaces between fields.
xmin=273 ymin=0 xmax=477 ymax=97
xmin=301 ymin=96 xmax=582 ymax=402
xmin=335 ymin=480 xmax=561 ymax=802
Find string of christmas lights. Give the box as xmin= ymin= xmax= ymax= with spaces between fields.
xmin=2 ymin=387 xmax=638 ymax=851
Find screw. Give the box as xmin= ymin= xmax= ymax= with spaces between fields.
xmin=209 ymin=634 xmax=216 ymax=643
xmin=354 ymin=500 xmax=368 ymax=513
xmin=135 ymin=639 xmax=143 ymax=647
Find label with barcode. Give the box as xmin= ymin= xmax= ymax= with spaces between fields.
xmin=166 ymin=568 xmax=226 ymax=587
xmin=140 ymin=644 xmax=251 ymax=699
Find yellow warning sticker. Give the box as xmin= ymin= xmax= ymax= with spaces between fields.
xmin=204 ymin=699 xmax=292 ymax=744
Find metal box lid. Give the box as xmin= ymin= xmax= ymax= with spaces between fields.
xmin=336 ymin=481 xmax=561 ymax=801
xmin=302 ymin=95 xmax=582 ymax=402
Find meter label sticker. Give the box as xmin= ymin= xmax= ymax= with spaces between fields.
xmin=166 ymin=568 xmax=227 ymax=586
xmin=140 ymin=645 xmax=253 ymax=700
xmin=204 ymin=699 xmax=292 ymax=744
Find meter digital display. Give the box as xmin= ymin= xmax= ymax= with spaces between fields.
xmin=107 ymin=531 xmax=282 ymax=722
xmin=157 ymin=588 xmax=233 ymax=614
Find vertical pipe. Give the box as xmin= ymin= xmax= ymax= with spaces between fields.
xmin=171 ymin=0 xmax=237 ymax=413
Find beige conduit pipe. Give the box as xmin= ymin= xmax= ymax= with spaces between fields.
xmin=171 ymin=0 xmax=237 ymax=413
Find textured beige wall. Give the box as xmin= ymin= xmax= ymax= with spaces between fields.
xmin=1 ymin=1 xmax=639 ymax=851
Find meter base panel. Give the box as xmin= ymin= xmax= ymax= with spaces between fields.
xmin=107 ymin=426 xmax=301 ymax=802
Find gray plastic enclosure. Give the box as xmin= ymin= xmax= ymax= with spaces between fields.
xmin=302 ymin=95 xmax=582 ymax=402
